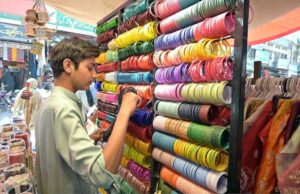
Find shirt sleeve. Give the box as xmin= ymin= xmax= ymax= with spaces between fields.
xmin=53 ymin=105 xmax=121 ymax=191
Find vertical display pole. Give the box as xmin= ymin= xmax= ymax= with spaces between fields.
xmin=228 ymin=0 xmax=250 ymax=192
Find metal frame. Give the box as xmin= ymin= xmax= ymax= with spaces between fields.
xmin=227 ymin=0 xmax=250 ymax=192
xmin=97 ymin=0 xmax=250 ymax=193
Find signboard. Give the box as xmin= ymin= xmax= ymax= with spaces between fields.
xmin=277 ymin=58 xmax=289 ymax=70
xmin=0 ymin=23 xmax=31 ymax=43
xmin=0 ymin=7 xmax=95 ymax=35
xmin=256 ymin=50 xmax=270 ymax=64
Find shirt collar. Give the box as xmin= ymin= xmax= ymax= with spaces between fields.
xmin=52 ymin=86 xmax=82 ymax=105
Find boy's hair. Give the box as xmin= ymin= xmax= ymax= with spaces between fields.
xmin=49 ymin=37 xmax=99 ymax=78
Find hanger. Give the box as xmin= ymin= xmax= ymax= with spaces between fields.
xmin=256 ymin=78 xmax=268 ymax=98
xmin=283 ymin=77 xmax=292 ymax=97
xmin=289 ymin=77 xmax=297 ymax=97
xmin=265 ymin=78 xmax=275 ymax=100
xmin=292 ymin=78 xmax=300 ymax=99
xmin=252 ymin=78 xmax=263 ymax=97
xmin=245 ymin=78 xmax=254 ymax=97
xmin=273 ymin=78 xmax=285 ymax=98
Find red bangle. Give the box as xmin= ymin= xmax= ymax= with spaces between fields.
xmin=198 ymin=60 xmax=207 ymax=82
xmin=204 ymin=60 xmax=213 ymax=81
xmin=210 ymin=58 xmax=220 ymax=80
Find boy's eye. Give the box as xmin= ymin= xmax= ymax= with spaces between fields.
xmin=88 ymin=66 xmax=95 ymax=71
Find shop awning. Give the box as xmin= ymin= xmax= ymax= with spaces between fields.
xmin=248 ymin=0 xmax=300 ymax=45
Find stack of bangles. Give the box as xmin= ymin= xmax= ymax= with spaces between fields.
xmin=125 ymin=134 xmax=151 ymax=156
xmin=118 ymin=166 xmax=150 ymax=194
xmin=159 ymin=166 xmax=213 ymax=194
xmin=120 ymin=156 xmax=151 ymax=182
xmin=154 ymin=12 xmax=234 ymax=50
xmin=127 ymin=122 xmax=152 ymax=143
xmin=150 ymin=0 xmax=199 ymax=20
xmin=154 ymin=58 xmax=233 ymax=83
xmin=119 ymin=178 xmax=136 ymax=194
xmin=131 ymin=109 xmax=153 ymax=126
xmin=96 ymin=18 xmax=118 ymax=35
xmin=153 ymin=115 xmax=229 ymax=149
xmin=127 ymin=160 xmax=151 ymax=182
xmin=153 ymin=148 xmax=228 ymax=194
xmin=96 ymin=91 xmax=118 ymax=104
xmin=120 ymin=84 xmax=154 ymax=100
xmin=96 ymin=72 xmax=117 ymax=83
xmin=96 ymin=119 xmax=111 ymax=129
xmin=118 ymin=10 xmax=155 ymax=34
xmin=123 ymin=145 xmax=151 ymax=169
xmin=157 ymin=0 xmax=235 ymax=34
xmin=101 ymin=82 xmax=120 ymax=93
xmin=122 ymin=0 xmax=152 ymax=22
xmin=153 ymin=38 xmax=231 ymax=67
xmin=159 ymin=179 xmax=180 ymax=194
xmin=97 ymin=110 xmax=116 ymax=123
xmin=154 ymin=100 xmax=219 ymax=124
xmin=95 ymin=50 xmax=119 ymax=64
xmin=116 ymin=72 xmax=154 ymax=84
xmin=154 ymin=82 xmax=232 ymax=104
xmin=108 ymin=22 xmax=157 ymax=50
xmin=96 ymin=63 xmax=118 ymax=73
xmin=118 ymin=41 xmax=154 ymax=61
xmin=152 ymin=132 xmax=228 ymax=172
xmin=97 ymin=101 xmax=118 ymax=114
xmin=121 ymin=54 xmax=155 ymax=71
xmin=121 ymin=156 xmax=130 ymax=168
xmin=96 ymin=29 xmax=117 ymax=44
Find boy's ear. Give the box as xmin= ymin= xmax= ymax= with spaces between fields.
xmin=63 ymin=59 xmax=73 ymax=74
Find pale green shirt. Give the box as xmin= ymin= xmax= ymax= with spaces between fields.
xmin=35 ymin=86 xmax=120 ymax=194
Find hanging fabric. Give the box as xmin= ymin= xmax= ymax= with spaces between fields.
xmin=254 ymin=99 xmax=294 ymax=193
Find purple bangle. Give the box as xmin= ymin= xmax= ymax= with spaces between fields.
xmin=180 ymin=64 xmax=187 ymax=82
xmin=184 ymin=64 xmax=192 ymax=82
xmin=173 ymin=65 xmax=182 ymax=83
xmin=188 ymin=26 xmax=195 ymax=43
xmin=179 ymin=29 xmax=185 ymax=45
xmin=162 ymin=68 xmax=168 ymax=83
xmin=155 ymin=69 xmax=163 ymax=83
xmin=128 ymin=160 xmax=150 ymax=182
xmin=154 ymin=36 xmax=161 ymax=49
xmin=166 ymin=67 xmax=174 ymax=83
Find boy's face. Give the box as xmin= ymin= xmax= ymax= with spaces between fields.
xmin=71 ymin=57 xmax=97 ymax=91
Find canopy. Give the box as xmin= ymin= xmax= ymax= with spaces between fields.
xmin=248 ymin=0 xmax=300 ymax=45
xmin=0 ymin=0 xmax=300 ymax=45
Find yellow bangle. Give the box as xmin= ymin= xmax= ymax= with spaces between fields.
xmin=201 ymin=83 xmax=211 ymax=103
xmin=210 ymin=83 xmax=220 ymax=104
xmin=187 ymin=83 xmax=198 ymax=102
xmin=218 ymin=81 xmax=231 ymax=104
xmin=194 ymin=84 xmax=204 ymax=102
xmin=180 ymin=84 xmax=190 ymax=101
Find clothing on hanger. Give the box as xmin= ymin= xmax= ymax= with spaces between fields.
xmin=276 ymin=124 xmax=300 ymax=194
xmin=284 ymin=101 xmax=300 ymax=143
xmin=241 ymin=101 xmax=274 ymax=193
xmin=254 ymin=99 xmax=294 ymax=193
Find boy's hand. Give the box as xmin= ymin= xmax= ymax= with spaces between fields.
xmin=119 ymin=92 xmax=141 ymax=117
xmin=89 ymin=128 xmax=106 ymax=143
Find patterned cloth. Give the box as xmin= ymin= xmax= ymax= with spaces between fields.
xmin=241 ymin=101 xmax=273 ymax=193
xmin=254 ymin=99 xmax=294 ymax=193
xmin=6 ymin=48 xmax=25 ymax=62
